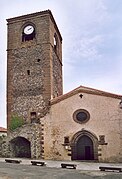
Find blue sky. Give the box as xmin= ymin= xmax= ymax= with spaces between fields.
xmin=0 ymin=0 xmax=122 ymax=127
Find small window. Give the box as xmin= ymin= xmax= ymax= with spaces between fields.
xmin=30 ymin=112 xmax=37 ymax=118
xmin=37 ymin=59 xmax=40 ymax=62
xmin=30 ymin=112 xmax=37 ymax=123
xmin=27 ymin=70 xmax=30 ymax=75
xmin=99 ymin=135 xmax=105 ymax=145
xmin=73 ymin=109 xmax=90 ymax=124
xmin=54 ymin=36 xmax=57 ymax=47
xmin=54 ymin=33 xmax=58 ymax=52
xmin=64 ymin=136 xmax=69 ymax=144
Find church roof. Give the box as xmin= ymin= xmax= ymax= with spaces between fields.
xmin=0 ymin=127 xmax=7 ymax=132
xmin=51 ymin=85 xmax=122 ymax=105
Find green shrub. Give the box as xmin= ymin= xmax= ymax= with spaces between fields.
xmin=9 ymin=114 xmax=24 ymax=131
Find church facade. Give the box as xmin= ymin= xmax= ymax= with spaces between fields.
xmin=4 ymin=10 xmax=122 ymax=162
xmin=43 ymin=86 xmax=122 ymax=162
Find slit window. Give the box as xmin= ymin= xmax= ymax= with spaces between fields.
xmin=27 ymin=70 xmax=30 ymax=75
xmin=54 ymin=33 xmax=58 ymax=52
xmin=30 ymin=112 xmax=37 ymax=123
xmin=54 ymin=36 xmax=57 ymax=48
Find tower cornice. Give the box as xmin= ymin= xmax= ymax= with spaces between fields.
xmin=6 ymin=10 xmax=62 ymax=42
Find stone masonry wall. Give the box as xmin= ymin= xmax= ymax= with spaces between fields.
xmin=2 ymin=123 xmax=43 ymax=159
xmin=52 ymin=50 xmax=63 ymax=98
xmin=49 ymin=16 xmax=63 ymax=98
xmin=7 ymin=12 xmax=54 ymax=127
xmin=11 ymin=44 xmax=51 ymax=122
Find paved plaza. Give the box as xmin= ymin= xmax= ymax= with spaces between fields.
xmin=0 ymin=158 xmax=122 ymax=179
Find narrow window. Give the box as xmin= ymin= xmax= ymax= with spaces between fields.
xmin=37 ymin=59 xmax=40 ymax=62
xmin=54 ymin=33 xmax=58 ymax=52
xmin=54 ymin=36 xmax=57 ymax=48
xmin=30 ymin=112 xmax=37 ymax=123
xmin=27 ymin=70 xmax=30 ymax=75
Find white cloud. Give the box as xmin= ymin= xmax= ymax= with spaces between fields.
xmin=1 ymin=0 xmax=122 ymax=127
xmin=71 ymin=35 xmax=103 ymax=61
xmin=62 ymin=0 xmax=110 ymax=62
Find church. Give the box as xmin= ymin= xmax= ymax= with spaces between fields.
xmin=3 ymin=10 xmax=122 ymax=162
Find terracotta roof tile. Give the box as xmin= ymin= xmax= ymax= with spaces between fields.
xmin=0 ymin=127 xmax=7 ymax=132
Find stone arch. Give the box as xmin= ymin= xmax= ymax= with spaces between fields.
xmin=10 ymin=136 xmax=31 ymax=158
xmin=5 ymin=124 xmax=42 ymax=159
xmin=71 ymin=130 xmax=98 ymax=161
xmin=21 ymin=22 xmax=36 ymax=42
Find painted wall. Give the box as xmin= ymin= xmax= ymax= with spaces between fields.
xmin=42 ymin=92 xmax=122 ymax=162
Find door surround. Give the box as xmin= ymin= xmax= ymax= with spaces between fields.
xmin=71 ymin=130 xmax=98 ymax=160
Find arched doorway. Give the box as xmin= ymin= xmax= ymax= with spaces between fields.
xmin=77 ymin=135 xmax=94 ymax=160
xmin=10 ymin=137 xmax=31 ymax=158
xmin=71 ymin=130 xmax=98 ymax=161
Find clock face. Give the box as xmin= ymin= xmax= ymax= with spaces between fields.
xmin=24 ymin=25 xmax=34 ymax=35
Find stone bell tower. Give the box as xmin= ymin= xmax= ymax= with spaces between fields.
xmin=7 ymin=10 xmax=63 ymax=129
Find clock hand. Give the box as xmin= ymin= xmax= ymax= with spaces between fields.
xmin=28 ymin=27 xmax=32 ymax=31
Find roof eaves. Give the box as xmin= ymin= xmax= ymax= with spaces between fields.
xmin=51 ymin=86 xmax=122 ymax=105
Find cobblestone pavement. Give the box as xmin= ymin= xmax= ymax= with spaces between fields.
xmin=0 ymin=158 xmax=122 ymax=179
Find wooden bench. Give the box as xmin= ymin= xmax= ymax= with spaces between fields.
xmin=31 ymin=161 xmax=46 ymax=166
xmin=5 ymin=159 xmax=22 ymax=164
xmin=61 ymin=163 xmax=77 ymax=169
xmin=99 ymin=166 xmax=122 ymax=172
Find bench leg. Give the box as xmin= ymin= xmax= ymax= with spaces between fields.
xmin=101 ymin=169 xmax=105 ymax=171
xmin=32 ymin=163 xmax=37 ymax=165
xmin=62 ymin=166 xmax=66 ymax=168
